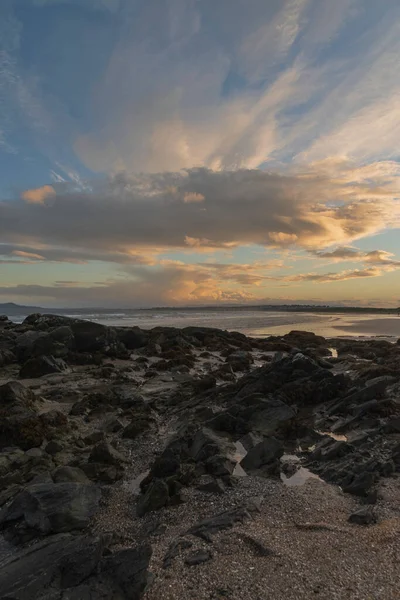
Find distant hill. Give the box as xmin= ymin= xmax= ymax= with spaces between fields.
xmin=0 ymin=302 xmax=45 ymax=316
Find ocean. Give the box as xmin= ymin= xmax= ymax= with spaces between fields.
xmin=8 ymin=308 xmax=400 ymax=340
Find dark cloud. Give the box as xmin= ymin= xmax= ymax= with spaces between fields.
xmin=1 ymin=166 xmax=398 ymax=263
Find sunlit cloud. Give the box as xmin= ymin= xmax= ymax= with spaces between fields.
xmin=21 ymin=185 xmax=56 ymax=205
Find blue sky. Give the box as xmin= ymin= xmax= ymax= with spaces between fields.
xmin=0 ymin=0 xmax=399 ymax=307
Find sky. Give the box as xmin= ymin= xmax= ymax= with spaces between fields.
xmin=0 ymin=0 xmax=400 ymax=308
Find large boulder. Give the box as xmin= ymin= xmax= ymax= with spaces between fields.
xmin=19 ymin=355 xmax=69 ymax=379
xmin=0 ymin=533 xmax=151 ymax=600
xmin=0 ymin=482 xmax=101 ymax=541
xmin=70 ymin=320 xmax=118 ymax=354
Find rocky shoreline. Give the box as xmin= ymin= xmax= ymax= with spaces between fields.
xmin=0 ymin=313 xmax=399 ymax=599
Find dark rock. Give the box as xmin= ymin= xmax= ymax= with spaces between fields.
xmin=240 ymin=437 xmax=283 ymax=471
xmin=226 ymin=351 xmax=253 ymax=372
xmin=185 ymin=549 xmax=212 ymax=566
xmin=52 ymin=466 xmax=90 ymax=484
xmin=0 ymin=532 xmax=151 ymax=600
xmin=192 ymin=376 xmax=217 ymax=393
xmin=0 ymin=482 xmax=101 ymax=540
xmin=348 ymin=506 xmax=377 ymax=525
xmin=89 ymin=440 xmax=126 ymax=466
xmin=19 ymin=355 xmax=69 ymax=379
xmin=0 ymin=382 xmax=54 ymax=450
xmin=99 ymin=543 xmax=152 ymax=600
xmin=122 ymin=417 xmax=151 ymax=440
xmin=239 ymin=432 xmax=262 ymax=452
xmin=187 ymin=498 xmax=262 ymax=542
xmin=205 ymin=454 xmax=236 ymax=477
xmin=115 ymin=326 xmax=148 ymax=350
xmin=163 ymin=538 xmax=193 ymax=568
xmin=343 ymin=472 xmax=377 ymax=497
xmin=0 ymin=534 xmax=103 ymax=599
xmin=190 ymin=428 xmax=235 ymax=463
xmin=83 ymin=431 xmax=105 ymax=445
xmin=196 ymin=475 xmax=226 ymax=494
xmin=81 ymin=462 xmax=124 ymax=483
xmin=137 ymin=479 xmax=169 ymax=517
xmin=45 ymin=440 xmax=64 ymax=455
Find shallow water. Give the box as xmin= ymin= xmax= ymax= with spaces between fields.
xmin=9 ymin=309 xmax=400 ymax=339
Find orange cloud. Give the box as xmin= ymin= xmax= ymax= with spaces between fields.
xmin=21 ymin=185 xmax=56 ymax=205
xmin=12 ymin=250 xmax=45 ymax=260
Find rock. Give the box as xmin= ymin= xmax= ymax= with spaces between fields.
xmin=196 ymin=475 xmax=226 ymax=494
xmin=240 ymin=437 xmax=283 ymax=471
xmin=348 ymin=506 xmax=377 ymax=525
xmin=122 ymin=418 xmax=151 ymax=440
xmin=70 ymin=320 xmax=117 ymax=353
xmin=0 ymin=382 xmax=52 ymax=450
xmin=0 ymin=534 xmax=103 ymax=598
xmin=239 ymin=432 xmax=263 ymax=451
xmin=225 ymin=351 xmax=253 ymax=372
xmin=116 ymin=326 xmax=148 ymax=350
xmin=81 ymin=462 xmax=124 ymax=483
xmin=83 ymin=431 xmax=105 ymax=445
xmin=102 ymin=416 xmax=124 ymax=433
xmin=45 ymin=440 xmax=64 ymax=455
xmin=163 ymin=538 xmax=193 ymax=568
xmin=0 ymin=533 xmax=151 ymax=600
xmin=343 ymin=472 xmax=377 ymax=497
xmin=0 ymin=482 xmax=101 ymax=540
xmin=52 ymin=466 xmax=90 ymax=484
xmin=89 ymin=440 xmax=126 ymax=466
xmin=137 ymin=479 xmax=169 ymax=517
xmin=0 ymin=380 xmax=35 ymax=407
xmin=99 ymin=543 xmax=152 ymax=600
xmin=19 ymin=355 xmax=69 ymax=379
xmin=185 ymin=549 xmax=212 ymax=566
xmin=190 ymin=428 xmax=235 ymax=462
xmin=187 ymin=498 xmax=262 ymax=542
xmin=205 ymin=454 xmax=236 ymax=477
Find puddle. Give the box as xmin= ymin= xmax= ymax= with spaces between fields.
xmin=124 ymin=470 xmax=150 ymax=494
xmin=281 ymin=467 xmax=322 ymax=486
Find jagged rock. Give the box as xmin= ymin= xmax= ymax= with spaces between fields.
xmin=52 ymin=466 xmax=90 ymax=484
xmin=240 ymin=437 xmax=283 ymax=471
xmin=239 ymin=432 xmax=262 ymax=451
xmin=0 ymin=382 xmax=52 ymax=450
xmin=187 ymin=497 xmax=262 ymax=542
xmin=19 ymin=355 xmax=69 ymax=379
xmin=163 ymin=538 xmax=193 ymax=568
xmin=137 ymin=479 xmax=170 ymax=517
xmin=89 ymin=440 xmax=126 ymax=466
xmin=196 ymin=475 xmax=226 ymax=494
xmin=349 ymin=506 xmax=377 ymax=525
xmin=225 ymin=351 xmax=253 ymax=372
xmin=0 ymin=533 xmax=151 ymax=600
xmin=0 ymin=482 xmax=101 ymax=541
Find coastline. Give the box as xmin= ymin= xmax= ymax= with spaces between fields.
xmin=0 ymin=314 xmax=399 ymax=599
